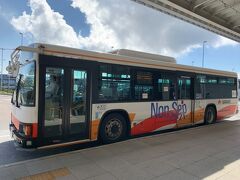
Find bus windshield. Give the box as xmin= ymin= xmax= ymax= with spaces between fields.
xmin=15 ymin=61 xmax=36 ymax=106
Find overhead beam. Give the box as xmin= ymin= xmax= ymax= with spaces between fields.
xmin=132 ymin=0 xmax=240 ymax=42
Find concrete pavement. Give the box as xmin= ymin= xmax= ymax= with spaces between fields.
xmin=0 ymin=120 xmax=239 ymax=180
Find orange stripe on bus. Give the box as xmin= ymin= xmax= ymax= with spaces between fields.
xmin=91 ymin=119 xmax=100 ymax=140
xmin=194 ymin=108 xmax=205 ymax=123
xmin=176 ymin=111 xmax=192 ymax=127
xmin=128 ymin=113 xmax=136 ymax=122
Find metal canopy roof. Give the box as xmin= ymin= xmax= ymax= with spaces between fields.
xmin=133 ymin=0 xmax=240 ymax=42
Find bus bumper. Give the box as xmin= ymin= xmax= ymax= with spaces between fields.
xmin=9 ymin=124 xmax=35 ymax=148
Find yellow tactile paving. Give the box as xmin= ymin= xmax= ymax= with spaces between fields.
xmin=19 ymin=167 xmax=70 ymax=180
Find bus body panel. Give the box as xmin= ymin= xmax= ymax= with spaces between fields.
xmin=11 ymin=106 xmax=38 ymax=126
xmin=215 ymin=99 xmax=238 ymax=119
xmin=193 ymin=99 xmax=206 ymax=124
xmin=90 ymin=98 xmax=238 ymax=141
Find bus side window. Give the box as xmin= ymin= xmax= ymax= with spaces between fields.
xmin=134 ymin=71 xmax=153 ymax=100
xmin=157 ymin=75 xmax=176 ymax=101
xmin=178 ymin=78 xmax=191 ymax=99
xmin=195 ymin=75 xmax=206 ymax=99
xmin=98 ymin=64 xmax=131 ymax=101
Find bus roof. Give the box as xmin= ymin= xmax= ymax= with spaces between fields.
xmin=109 ymin=49 xmax=176 ymax=64
xmin=17 ymin=43 xmax=237 ymax=78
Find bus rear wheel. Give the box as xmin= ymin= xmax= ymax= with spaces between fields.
xmin=100 ymin=113 xmax=127 ymax=144
xmin=204 ymin=106 xmax=216 ymax=124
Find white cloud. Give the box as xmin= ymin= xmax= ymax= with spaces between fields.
xmin=11 ymin=0 xmax=80 ymax=47
xmin=10 ymin=0 xmax=239 ymax=58
xmin=212 ymin=36 xmax=238 ymax=48
xmin=71 ymin=0 xmax=120 ymax=51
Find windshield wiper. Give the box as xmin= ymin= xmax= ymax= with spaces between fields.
xmin=16 ymin=74 xmax=23 ymax=107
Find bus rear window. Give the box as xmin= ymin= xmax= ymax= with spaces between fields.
xmin=17 ymin=61 xmax=36 ymax=106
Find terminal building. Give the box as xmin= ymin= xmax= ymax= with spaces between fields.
xmin=0 ymin=74 xmax=16 ymax=90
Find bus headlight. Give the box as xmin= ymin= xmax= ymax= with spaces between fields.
xmin=23 ymin=124 xmax=32 ymax=136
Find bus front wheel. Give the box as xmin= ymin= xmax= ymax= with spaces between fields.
xmin=204 ymin=106 xmax=216 ymax=124
xmin=100 ymin=113 xmax=127 ymax=144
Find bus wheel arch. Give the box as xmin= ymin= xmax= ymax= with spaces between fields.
xmin=204 ymin=104 xmax=217 ymax=124
xmin=98 ymin=110 xmax=131 ymax=143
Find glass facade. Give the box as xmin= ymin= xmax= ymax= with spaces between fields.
xmin=0 ymin=74 xmax=16 ymax=89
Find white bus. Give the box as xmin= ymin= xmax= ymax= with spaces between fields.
xmin=8 ymin=44 xmax=238 ymax=148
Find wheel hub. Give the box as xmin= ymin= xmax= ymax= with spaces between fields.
xmin=105 ymin=118 xmax=122 ymax=140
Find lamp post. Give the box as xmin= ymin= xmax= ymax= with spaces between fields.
xmin=8 ymin=69 xmax=10 ymax=92
xmin=19 ymin=32 xmax=23 ymax=46
xmin=202 ymin=41 xmax=207 ymax=68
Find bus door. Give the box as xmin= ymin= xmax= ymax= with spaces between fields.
xmin=39 ymin=62 xmax=91 ymax=146
xmin=176 ymin=76 xmax=194 ymax=127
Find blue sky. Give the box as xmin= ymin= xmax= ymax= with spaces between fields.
xmin=0 ymin=0 xmax=239 ymax=74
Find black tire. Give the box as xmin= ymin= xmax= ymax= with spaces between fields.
xmin=204 ymin=106 xmax=216 ymax=124
xmin=100 ymin=113 xmax=127 ymax=144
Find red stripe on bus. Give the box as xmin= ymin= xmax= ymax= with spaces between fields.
xmin=131 ymin=110 xmax=178 ymax=136
xmin=32 ymin=123 xmax=38 ymax=138
xmin=217 ymin=105 xmax=237 ymax=120
xmin=11 ymin=114 xmax=38 ymax=138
